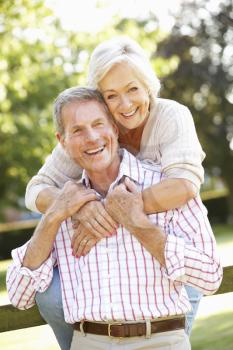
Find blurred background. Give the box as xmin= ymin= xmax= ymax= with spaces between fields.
xmin=0 ymin=0 xmax=232 ymax=349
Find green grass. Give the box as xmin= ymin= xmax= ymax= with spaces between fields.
xmin=0 ymin=224 xmax=233 ymax=349
xmin=191 ymin=310 xmax=233 ymax=350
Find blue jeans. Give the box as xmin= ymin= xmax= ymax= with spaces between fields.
xmin=35 ymin=267 xmax=73 ymax=350
xmin=185 ymin=285 xmax=203 ymax=336
xmin=35 ymin=267 xmax=202 ymax=349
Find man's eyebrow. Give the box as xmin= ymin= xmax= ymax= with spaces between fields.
xmin=71 ymin=124 xmax=82 ymax=130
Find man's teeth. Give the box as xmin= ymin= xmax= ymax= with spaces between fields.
xmin=122 ymin=109 xmax=137 ymax=117
xmin=85 ymin=146 xmax=104 ymax=155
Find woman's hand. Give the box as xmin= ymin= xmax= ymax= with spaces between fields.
xmin=105 ymin=177 xmax=147 ymax=231
xmin=72 ymin=200 xmax=118 ymax=239
xmin=71 ymin=223 xmax=100 ymax=257
xmin=48 ymin=181 xmax=98 ymax=222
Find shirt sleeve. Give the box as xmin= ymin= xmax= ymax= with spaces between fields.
xmin=163 ymin=196 xmax=223 ymax=295
xmin=6 ymin=241 xmax=56 ymax=310
xmin=25 ymin=143 xmax=83 ymax=212
xmin=157 ymin=102 xmax=206 ymax=189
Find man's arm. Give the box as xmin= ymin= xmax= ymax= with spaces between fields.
xmin=7 ymin=182 xmax=97 ymax=309
xmin=23 ymin=181 xmax=97 ymax=270
xmin=105 ymin=179 xmax=223 ymax=295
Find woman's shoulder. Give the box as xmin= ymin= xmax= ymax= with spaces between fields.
xmin=154 ymin=98 xmax=189 ymax=114
xmin=151 ymin=98 xmax=193 ymax=127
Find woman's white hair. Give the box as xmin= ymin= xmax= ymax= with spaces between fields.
xmin=87 ymin=36 xmax=160 ymax=106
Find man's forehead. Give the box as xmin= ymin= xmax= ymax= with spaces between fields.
xmin=62 ymin=99 xmax=112 ymax=126
xmin=64 ymin=100 xmax=106 ymax=115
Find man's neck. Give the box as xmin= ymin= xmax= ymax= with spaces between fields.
xmin=86 ymin=156 xmax=121 ymax=197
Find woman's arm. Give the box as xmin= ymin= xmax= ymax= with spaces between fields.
xmin=142 ymin=178 xmax=197 ymax=214
xmin=141 ymin=100 xmax=205 ymax=213
xmin=25 ymin=143 xmax=82 ymax=212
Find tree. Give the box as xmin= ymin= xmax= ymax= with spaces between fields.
xmin=156 ymin=0 xmax=233 ymax=217
xmin=0 ymin=1 xmax=163 ymax=219
xmin=0 ymin=0 xmax=87 ymax=217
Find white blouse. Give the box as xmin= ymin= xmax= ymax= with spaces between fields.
xmin=25 ymin=98 xmax=205 ymax=212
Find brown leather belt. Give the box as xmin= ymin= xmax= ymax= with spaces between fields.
xmin=73 ymin=316 xmax=185 ymax=338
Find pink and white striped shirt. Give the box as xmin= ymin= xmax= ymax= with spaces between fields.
xmin=7 ymin=149 xmax=222 ymax=323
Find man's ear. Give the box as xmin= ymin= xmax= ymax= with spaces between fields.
xmin=56 ymin=132 xmax=65 ymax=148
xmin=112 ymin=123 xmax=119 ymax=138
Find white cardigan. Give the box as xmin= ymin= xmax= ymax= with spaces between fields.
xmin=25 ymin=98 xmax=205 ymax=212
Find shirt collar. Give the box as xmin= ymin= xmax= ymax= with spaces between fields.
xmin=81 ymin=148 xmax=144 ymax=190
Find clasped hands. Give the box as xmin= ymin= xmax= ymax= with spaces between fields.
xmin=71 ymin=177 xmax=147 ymax=257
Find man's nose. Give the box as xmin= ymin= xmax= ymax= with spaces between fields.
xmin=86 ymin=128 xmax=99 ymax=142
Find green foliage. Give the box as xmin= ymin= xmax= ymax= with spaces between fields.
xmin=0 ymin=2 xmax=164 ymax=218
xmin=156 ymin=0 xmax=233 ymax=215
xmin=4 ymin=0 xmax=232 ymax=219
xmin=0 ymin=1 xmax=99 ymax=216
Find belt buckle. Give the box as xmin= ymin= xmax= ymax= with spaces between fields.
xmin=108 ymin=322 xmax=123 ymax=338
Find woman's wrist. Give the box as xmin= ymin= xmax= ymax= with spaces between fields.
xmin=36 ymin=187 xmax=61 ymax=213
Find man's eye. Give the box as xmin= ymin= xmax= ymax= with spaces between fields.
xmin=107 ymin=94 xmax=116 ymax=100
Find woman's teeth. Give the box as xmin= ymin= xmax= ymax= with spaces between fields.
xmin=122 ymin=108 xmax=137 ymax=117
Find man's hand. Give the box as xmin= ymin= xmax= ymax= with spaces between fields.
xmin=71 ymin=200 xmax=118 ymax=239
xmin=71 ymin=223 xmax=100 ymax=257
xmin=48 ymin=181 xmax=97 ymax=222
xmin=105 ymin=177 xmax=149 ymax=231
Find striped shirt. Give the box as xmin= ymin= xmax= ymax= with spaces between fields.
xmin=25 ymin=98 xmax=206 ymax=212
xmin=7 ymin=149 xmax=222 ymax=324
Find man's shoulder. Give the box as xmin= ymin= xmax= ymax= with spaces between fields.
xmin=140 ymin=159 xmax=165 ymax=183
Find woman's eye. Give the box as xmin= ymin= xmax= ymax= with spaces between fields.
xmin=129 ymin=86 xmax=138 ymax=92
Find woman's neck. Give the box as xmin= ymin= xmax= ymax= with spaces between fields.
xmin=118 ymin=121 xmax=146 ymax=156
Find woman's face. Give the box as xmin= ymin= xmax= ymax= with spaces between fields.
xmin=99 ymin=62 xmax=150 ymax=130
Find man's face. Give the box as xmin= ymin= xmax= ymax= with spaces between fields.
xmin=58 ymin=100 xmax=119 ymax=176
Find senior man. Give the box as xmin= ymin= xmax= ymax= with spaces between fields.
xmin=7 ymin=87 xmax=222 ymax=350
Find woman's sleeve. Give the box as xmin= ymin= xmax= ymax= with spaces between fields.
xmin=157 ymin=102 xmax=205 ymax=190
xmin=25 ymin=143 xmax=82 ymax=212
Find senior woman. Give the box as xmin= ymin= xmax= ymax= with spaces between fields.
xmin=25 ymin=37 xmax=205 ymax=350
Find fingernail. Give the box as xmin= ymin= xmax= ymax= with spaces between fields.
xmin=76 ymin=254 xmax=80 ymax=259
xmin=72 ymin=252 xmax=75 ymax=256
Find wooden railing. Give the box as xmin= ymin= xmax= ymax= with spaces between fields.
xmin=0 ymin=219 xmax=39 ymax=234
xmin=0 ymin=265 xmax=232 ymax=333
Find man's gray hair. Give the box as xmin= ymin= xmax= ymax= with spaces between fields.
xmin=54 ymin=86 xmax=111 ymax=135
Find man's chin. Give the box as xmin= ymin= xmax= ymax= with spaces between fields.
xmin=86 ymin=161 xmax=110 ymax=173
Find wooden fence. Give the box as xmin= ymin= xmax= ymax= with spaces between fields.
xmin=0 ymin=265 xmax=232 ymax=333
xmin=0 ymin=214 xmax=232 ymax=333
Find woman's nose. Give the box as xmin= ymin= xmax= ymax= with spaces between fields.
xmin=119 ymin=95 xmax=132 ymax=109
